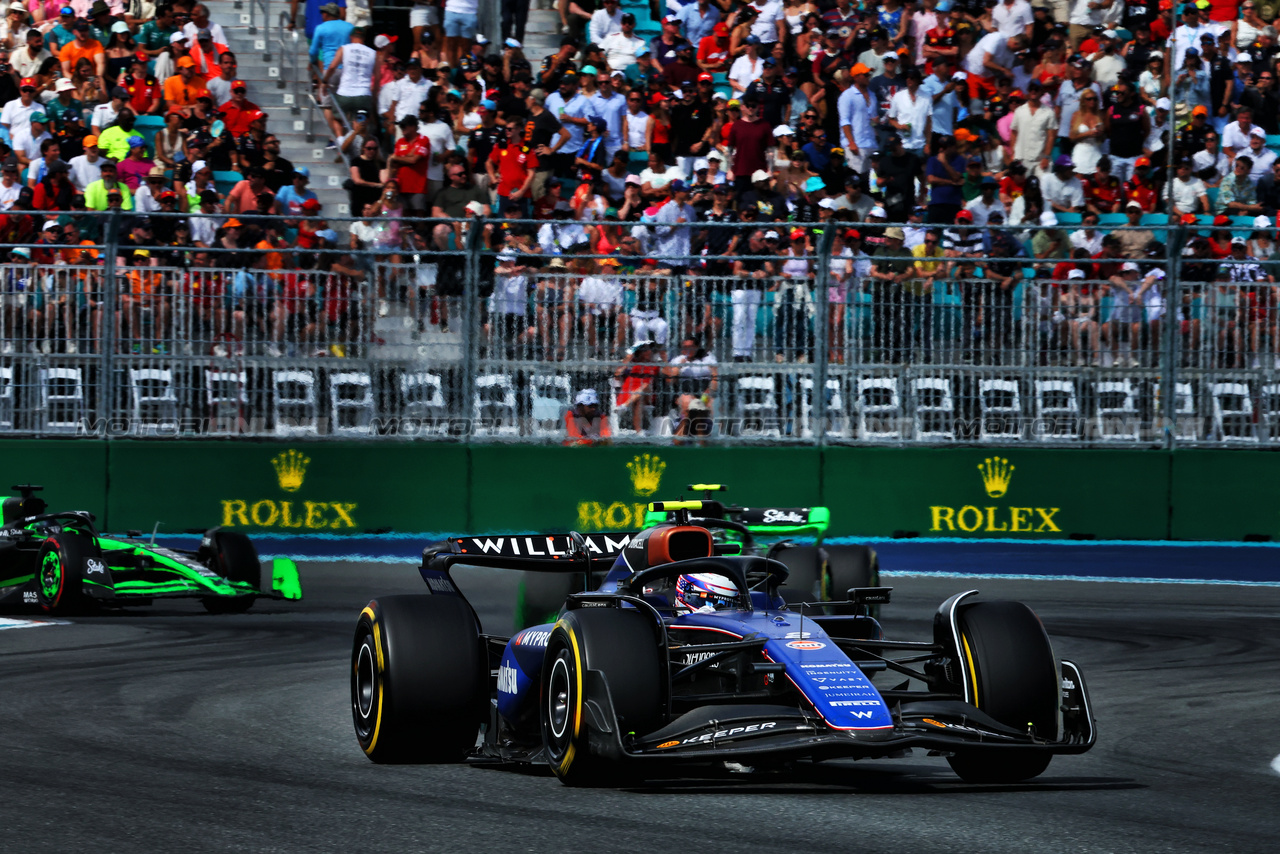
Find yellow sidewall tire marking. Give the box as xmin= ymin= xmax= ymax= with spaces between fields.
xmin=360 ymin=609 xmax=386 ymax=757
xmin=961 ymin=632 xmax=979 ymax=708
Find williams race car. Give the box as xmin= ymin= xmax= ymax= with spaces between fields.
xmin=351 ymin=500 xmax=1095 ymax=785
xmin=514 ymin=483 xmax=879 ymax=630
xmin=0 ymin=485 xmax=302 ymax=614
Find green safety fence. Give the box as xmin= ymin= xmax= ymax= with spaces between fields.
xmin=2 ymin=440 xmax=1276 ymax=542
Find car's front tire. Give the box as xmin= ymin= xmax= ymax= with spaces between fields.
xmin=946 ymin=600 xmax=1059 ymax=783
xmin=352 ymin=594 xmax=487 ymax=763
xmin=202 ymin=531 xmax=261 ymax=614
xmin=35 ymin=533 xmax=97 ymax=615
xmin=541 ymin=608 xmax=662 ymax=786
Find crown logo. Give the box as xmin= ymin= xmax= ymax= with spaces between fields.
xmin=272 ymin=449 xmax=310 ymax=493
xmin=977 ymin=456 xmax=1014 ymax=498
xmin=627 ymin=453 xmax=666 ymax=497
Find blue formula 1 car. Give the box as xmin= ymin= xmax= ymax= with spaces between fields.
xmin=350 ymin=501 xmax=1095 ymax=785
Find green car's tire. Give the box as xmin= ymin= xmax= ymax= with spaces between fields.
xmin=35 ymin=533 xmax=96 ymax=615
xmin=202 ymin=531 xmax=261 ymax=614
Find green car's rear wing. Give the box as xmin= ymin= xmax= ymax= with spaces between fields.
xmin=642 ymin=505 xmax=830 ymax=539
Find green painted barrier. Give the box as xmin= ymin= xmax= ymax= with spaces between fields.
xmin=822 ymin=447 xmax=1172 ymax=540
xmin=104 ymin=441 xmax=470 ymax=534
xmin=2 ymin=440 xmax=1275 ymax=542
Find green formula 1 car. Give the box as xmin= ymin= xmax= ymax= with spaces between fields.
xmin=0 ymin=485 xmax=302 ymax=615
xmin=513 ymin=484 xmax=878 ymax=630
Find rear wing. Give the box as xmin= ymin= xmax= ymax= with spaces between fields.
xmin=642 ymin=505 xmax=831 ymax=538
xmin=422 ymin=531 xmax=636 ymax=576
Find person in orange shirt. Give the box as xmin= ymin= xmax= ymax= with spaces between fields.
xmin=563 ymin=388 xmax=612 ymax=445
xmin=59 ymin=20 xmax=106 ymax=99
xmin=163 ymin=57 xmax=210 ymax=117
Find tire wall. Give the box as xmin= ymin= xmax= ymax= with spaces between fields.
xmin=2 ymin=440 xmax=1276 ymax=541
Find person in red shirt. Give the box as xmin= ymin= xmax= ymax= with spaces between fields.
xmin=697 ymin=22 xmax=730 ymax=73
xmin=122 ymin=54 xmax=163 ymax=116
xmin=486 ymin=124 xmax=539 ymax=211
xmin=1150 ymin=4 xmax=1173 ymax=40
xmin=1123 ymin=156 xmax=1160 ymax=212
xmin=727 ymin=99 xmax=773 ymax=191
xmin=219 ymin=82 xmax=261 ymax=137
xmin=1083 ymin=157 xmax=1123 ymax=213
xmin=388 ymin=115 xmax=431 ymax=214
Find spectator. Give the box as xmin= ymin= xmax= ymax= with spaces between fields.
xmin=83 ymin=156 xmax=131 ymax=209
xmin=275 ymin=164 xmax=317 ymax=216
xmin=163 ymin=55 xmax=208 ymax=116
xmin=563 ymin=387 xmax=611 ymax=444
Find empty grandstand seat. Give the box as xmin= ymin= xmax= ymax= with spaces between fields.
xmin=474 ymin=373 xmax=519 ymax=436
xmin=1154 ymin=381 xmax=1199 ymax=441
xmin=799 ymin=377 xmax=848 ymax=439
xmin=528 ymin=373 xmax=572 ymax=437
xmin=1210 ymin=381 xmax=1256 ymax=442
xmin=273 ymin=369 xmax=319 ymax=436
xmin=400 ymin=371 xmax=447 ymax=431
xmin=855 ymin=376 xmax=901 ymax=439
xmin=978 ymin=378 xmax=1023 ymax=441
xmin=1260 ymin=383 xmax=1280 ymax=442
xmin=1094 ymin=379 xmax=1141 ymax=441
xmin=128 ymin=367 xmax=179 ymax=432
xmin=734 ymin=375 xmax=781 ymax=437
xmin=214 ymin=170 xmax=242 ymax=196
xmin=330 ymin=371 xmax=375 ymax=436
xmin=132 ymin=115 xmax=165 ymax=150
xmin=1097 ymin=213 xmax=1127 ymax=226
xmin=0 ymin=366 xmax=13 ymax=431
xmin=1054 ymin=212 xmax=1082 ymax=226
xmin=205 ymin=369 xmax=247 ymax=435
xmin=1033 ymin=378 xmax=1080 ymax=440
xmin=911 ymin=376 xmax=955 ymax=440
xmin=39 ymin=367 xmax=86 ymax=434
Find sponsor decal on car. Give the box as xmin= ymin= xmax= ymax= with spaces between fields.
xmin=783 ymin=631 xmax=813 ymax=639
xmin=682 ymin=651 xmax=719 ymax=664
xmin=830 ymin=700 xmax=881 ymax=707
xmin=85 ymin=559 xmax=105 ymax=575
xmin=515 ymin=629 xmax=552 ymax=647
xmin=424 ymin=576 xmax=454 ymax=594
xmin=786 ymin=640 xmax=825 ymax=650
xmin=661 ymin=721 xmax=779 ymax=747
xmin=454 ymin=533 xmax=632 ymax=559
xmin=497 ymin=663 xmax=518 ymax=695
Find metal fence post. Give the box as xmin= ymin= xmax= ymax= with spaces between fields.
xmin=459 ymin=217 xmax=484 ymax=430
xmin=812 ymin=225 xmax=835 ymax=445
xmin=1163 ymin=225 xmax=1184 ymax=450
xmin=98 ymin=211 xmax=122 ymax=430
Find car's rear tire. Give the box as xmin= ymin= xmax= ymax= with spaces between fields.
xmin=514 ymin=570 xmax=584 ymax=631
xmin=202 ymin=531 xmax=261 ymax=614
xmin=771 ymin=545 xmax=823 ymax=604
xmin=352 ymin=594 xmax=486 ymax=763
xmin=946 ymin=600 xmax=1059 ymax=784
xmin=822 ymin=544 xmax=878 ymax=600
xmin=542 ymin=608 xmax=662 ymax=786
xmin=35 ymin=533 xmax=97 ymax=615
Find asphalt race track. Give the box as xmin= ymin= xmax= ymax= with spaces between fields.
xmin=2 ymin=563 xmax=1279 ymax=853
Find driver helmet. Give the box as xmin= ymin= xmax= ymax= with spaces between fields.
xmin=674 ymin=573 xmax=737 ymax=613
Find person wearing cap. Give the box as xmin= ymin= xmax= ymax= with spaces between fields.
xmin=163 ymin=54 xmax=210 ymax=117
xmin=837 ymin=63 xmax=877 ymax=171
xmin=727 ymin=34 xmax=764 ymax=95
xmin=1170 ymin=3 xmax=1207 ymax=72
xmin=1102 ymin=80 xmax=1147 ymax=184
xmin=563 ymin=387 xmax=611 ymax=445
xmin=1043 ymin=153 xmax=1085 ymax=212
xmin=1104 ymin=260 xmax=1153 ymax=367
xmin=11 ymin=110 xmax=50 ymax=168
xmin=89 ymin=84 xmax=128 ymax=135
xmin=83 ymin=157 xmax=133 ymax=210
xmin=58 ymin=15 xmax=105 ymax=97
xmin=1174 ymin=47 xmax=1211 ymax=115
xmin=653 ymin=177 xmax=695 ymax=273
xmin=867 ymin=225 xmax=913 ymax=361
xmin=743 ymin=55 xmax=791 ymax=127
xmin=0 ymin=71 xmax=41 ymax=140
xmin=66 ymin=131 xmax=102 ymax=192
xmin=0 ymin=159 xmax=22 ymax=210
xmin=648 ymin=13 xmax=691 ymax=74
xmin=964 ymin=173 xmax=1007 ymax=225
xmin=1218 ymin=154 xmax=1263 ymax=216
xmin=45 ymin=73 xmax=86 ymax=136
xmin=1114 ymin=200 xmax=1157 ymax=258
xmin=728 ymin=229 xmax=778 ymax=361
xmin=599 ymin=13 xmax=644 ymax=75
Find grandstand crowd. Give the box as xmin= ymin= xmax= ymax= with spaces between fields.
xmin=7 ymin=0 xmax=1280 ymax=373
xmin=353 ymin=0 xmax=1280 ymax=377
xmin=0 ymin=0 xmax=387 ymax=356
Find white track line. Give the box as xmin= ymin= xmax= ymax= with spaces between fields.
xmin=0 ymin=617 xmax=63 ymax=631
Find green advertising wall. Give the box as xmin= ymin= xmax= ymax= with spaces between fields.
xmin=2 ymin=440 xmax=1275 ymax=542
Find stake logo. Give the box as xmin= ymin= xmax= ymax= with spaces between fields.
xmin=929 ymin=455 xmax=1060 ymax=535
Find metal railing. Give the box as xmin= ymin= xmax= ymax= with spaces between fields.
xmin=276 ymin=11 xmax=301 ymax=110
xmin=246 ymin=0 xmax=274 ymax=58
xmin=3 ymin=213 xmax=1280 ymax=445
